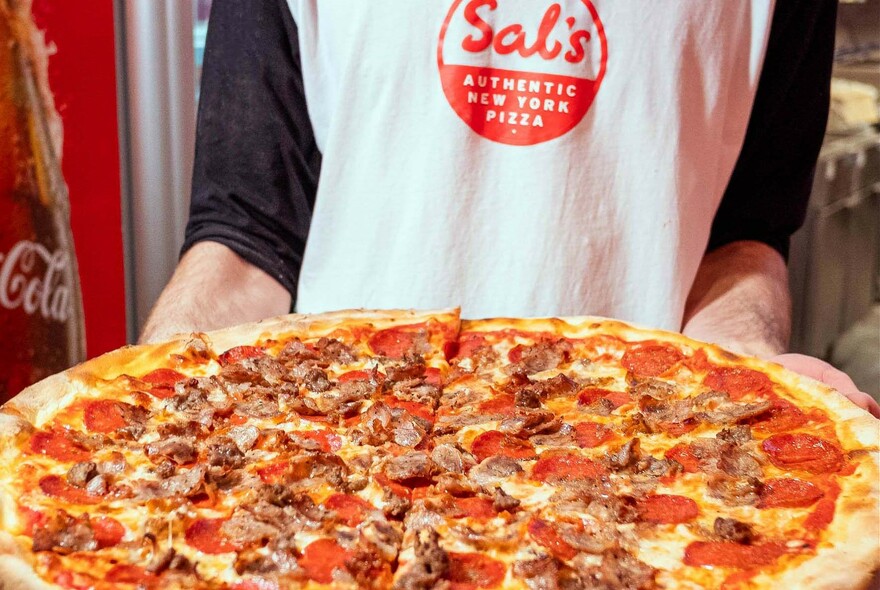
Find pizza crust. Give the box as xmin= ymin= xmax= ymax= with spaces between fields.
xmin=180 ymin=307 xmax=460 ymax=354
xmin=2 ymin=308 xmax=461 ymax=427
xmin=778 ymin=469 xmax=880 ymax=590
xmin=0 ymin=341 xmax=190 ymax=427
xmin=0 ymin=532 xmax=53 ymax=590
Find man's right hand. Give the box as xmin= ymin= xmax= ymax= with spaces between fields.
xmin=139 ymin=242 xmax=292 ymax=344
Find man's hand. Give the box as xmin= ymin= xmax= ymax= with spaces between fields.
xmin=682 ymin=241 xmax=879 ymax=418
xmin=683 ymin=241 xmax=791 ymax=359
xmin=139 ymin=242 xmax=292 ymax=344
xmin=773 ymin=353 xmax=880 ymax=418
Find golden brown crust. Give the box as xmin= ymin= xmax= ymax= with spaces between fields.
xmin=0 ymin=532 xmax=52 ymax=590
xmin=298 ymin=307 xmax=460 ymax=337
xmin=0 ymin=413 xmax=32 ymax=452
xmin=185 ymin=307 xmax=460 ymax=353
xmin=1 ymin=340 xmax=193 ymax=426
xmin=1 ymin=373 xmax=76 ymax=428
xmin=4 ymin=308 xmax=461 ymax=426
xmin=0 ymin=415 xmax=30 ymax=556
xmin=461 ymin=315 xmax=594 ymax=336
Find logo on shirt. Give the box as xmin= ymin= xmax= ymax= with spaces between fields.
xmin=438 ymin=0 xmax=607 ymax=146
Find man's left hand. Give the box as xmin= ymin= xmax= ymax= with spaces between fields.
xmin=772 ymin=353 xmax=880 ymax=419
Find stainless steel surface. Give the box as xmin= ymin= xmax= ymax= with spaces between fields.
xmin=118 ymin=0 xmax=197 ymax=341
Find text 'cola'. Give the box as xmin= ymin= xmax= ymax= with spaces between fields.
xmin=0 ymin=0 xmax=85 ymax=402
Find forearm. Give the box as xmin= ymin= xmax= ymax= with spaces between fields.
xmin=139 ymin=241 xmax=292 ymax=344
xmin=682 ymin=241 xmax=791 ymax=359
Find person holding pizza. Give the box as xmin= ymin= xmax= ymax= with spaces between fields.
xmin=141 ymin=0 xmax=878 ymax=418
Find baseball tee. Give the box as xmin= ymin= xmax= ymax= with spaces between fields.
xmin=183 ymin=0 xmax=835 ymax=330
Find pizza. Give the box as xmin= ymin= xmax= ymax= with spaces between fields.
xmin=0 ymin=308 xmax=876 ymax=590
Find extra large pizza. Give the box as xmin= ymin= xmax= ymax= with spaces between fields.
xmin=0 ymin=309 xmax=877 ymax=590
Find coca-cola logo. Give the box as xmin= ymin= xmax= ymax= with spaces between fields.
xmin=0 ymin=240 xmax=72 ymax=323
xmin=438 ymin=0 xmax=607 ymax=145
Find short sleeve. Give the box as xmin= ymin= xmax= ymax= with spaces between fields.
xmin=182 ymin=0 xmax=321 ymax=298
xmin=707 ymin=0 xmax=837 ymax=258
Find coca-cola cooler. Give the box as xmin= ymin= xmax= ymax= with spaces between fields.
xmin=31 ymin=0 xmax=127 ymax=365
xmin=0 ymin=0 xmax=203 ymax=401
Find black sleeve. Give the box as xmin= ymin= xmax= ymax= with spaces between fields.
xmin=182 ymin=0 xmax=320 ymax=300
xmin=707 ymin=0 xmax=837 ymax=259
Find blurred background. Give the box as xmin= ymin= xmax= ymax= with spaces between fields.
xmin=15 ymin=0 xmax=880 ymax=399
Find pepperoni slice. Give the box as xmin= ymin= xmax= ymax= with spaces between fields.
xmin=19 ymin=506 xmax=47 ymax=536
xmin=185 ymin=518 xmax=237 ymax=554
xmin=507 ymin=345 xmax=524 ymax=364
xmin=300 ymin=538 xmax=351 ymax=584
xmin=682 ymin=348 xmax=714 ymax=373
xmin=141 ymin=368 xmax=185 ymax=398
xmin=452 ymin=497 xmax=496 ymax=521
xmin=290 ymin=430 xmax=342 ymax=453
xmin=39 ymin=475 xmax=104 ymax=505
xmin=531 ymin=453 xmax=607 ymax=482
xmin=29 ymin=429 xmax=91 ymax=462
xmin=369 ymin=327 xmax=419 ymax=359
xmin=478 ymin=393 xmax=517 ymax=416
xmin=443 ymin=340 xmax=459 ymax=362
xmin=447 ymin=552 xmax=506 ymax=590
xmin=621 ymin=343 xmax=684 ymax=377
xmin=471 ymin=431 xmax=536 ymax=463
xmin=218 ymin=345 xmax=265 ymax=366
xmin=256 ymin=461 xmax=291 ymax=484
xmin=455 ymin=333 xmax=488 ymax=360
xmin=758 ymin=478 xmax=824 ymax=509
xmin=804 ymin=483 xmax=840 ymax=532
xmin=637 ymin=494 xmax=699 ymax=524
xmin=338 ymin=370 xmax=373 ymax=383
xmin=762 ymin=433 xmax=844 ymax=474
xmin=577 ymin=388 xmax=630 ymax=409
xmin=657 ymin=419 xmax=698 ymax=437
xmin=231 ymin=581 xmax=281 ymax=590
xmin=325 ymin=493 xmax=375 ymax=527
xmin=527 ymin=518 xmax=577 ymax=560
xmin=105 ymin=565 xmax=158 ymax=586
xmin=573 ymin=422 xmax=614 ymax=448
xmin=228 ymin=413 xmax=249 ymax=426
xmin=375 ymin=473 xmax=413 ymax=500
xmin=749 ymin=398 xmax=809 ymax=433
xmin=411 ymin=484 xmax=432 ymax=502
xmin=386 ymin=397 xmax=435 ymax=425
xmin=141 ymin=369 xmax=183 ymax=386
xmin=424 ymin=367 xmax=442 ymax=387
xmin=665 ymin=444 xmax=701 ymax=473
xmin=83 ymin=400 xmax=136 ymax=434
xmin=53 ymin=570 xmax=100 ymax=590
xmin=53 ymin=570 xmax=101 ymax=590
xmin=684 ymin=541 xmax=787 ymax=569
xmin=92 ymin=516 xmax=125 ymax=548
xmin=703 ymin=367 xmax=772 ymax=400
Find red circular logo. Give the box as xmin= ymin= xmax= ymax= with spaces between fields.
xmin=438 ymin=0 xmax=607 ymax=146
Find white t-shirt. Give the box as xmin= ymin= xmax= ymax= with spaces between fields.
xmin=284 ymin=0 xmax=775 ymax=330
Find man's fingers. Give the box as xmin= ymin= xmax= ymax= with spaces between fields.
xmin=847 ymin=392 xmax=880 ymax=419
xmin=772 ymin=354 xmax=854 ymax=389
xmin=771 ymin=353 xmax=879 ymax=419
xmin=817 ymin=364 xmax=861 ymax=396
